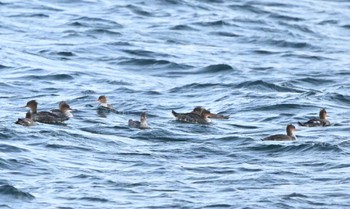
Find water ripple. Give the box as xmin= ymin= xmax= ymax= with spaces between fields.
xmin=0 ymin=184 xmax=34 ymax=200
xmin=1 ymin=0 xmax=350 ymax=208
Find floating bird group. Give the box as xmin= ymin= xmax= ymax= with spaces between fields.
xmin=262 ymin=108 xmax=330 ymax=141
xmin=15 ymin=96 xmax=331 ymax=141
xmin=18 ymin=100 xmax=73 ymax=125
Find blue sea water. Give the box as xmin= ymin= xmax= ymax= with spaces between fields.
xmin=1 ymin=0 xmax=350 ymax=208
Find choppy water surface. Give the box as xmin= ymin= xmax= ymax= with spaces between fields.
xmin=1 ymin=0 xmax=350 ymax=208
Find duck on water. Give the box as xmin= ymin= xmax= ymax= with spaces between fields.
xmin=97 ymin=95 xmax=118 ymax=115
xmin=15 ymin=111 xmax=35 ymax=126
xmin=128 ymin=112 xmax=149 ymax=129
xmin=172 ymin=107 xmax=212 ymax=124
xmin=262 ymin=124 xmax=297 ymax=141
xmin=298 ymin=108 xmax=330 ymax=127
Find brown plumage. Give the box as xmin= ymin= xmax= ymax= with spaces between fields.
xmin=262 ymin=124 xmax=297 ymax=141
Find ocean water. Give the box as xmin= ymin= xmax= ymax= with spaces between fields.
xmin=1 ymin=0 xmax=350 ymax=208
